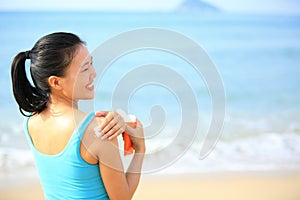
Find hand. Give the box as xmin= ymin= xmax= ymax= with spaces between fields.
xmin=95 ymin=111 xmax=126 ymax=140
xmin=125 ymin=119 xmax=145 ymax=154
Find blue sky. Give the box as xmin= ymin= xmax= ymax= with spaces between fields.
xmin=0 ymin=0 xmax=300 ymax=14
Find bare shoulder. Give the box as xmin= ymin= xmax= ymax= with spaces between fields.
xmin=81 ymin=116 xmax=120 ymax=160
xmin=27 ymin=113 xmax=44 ymax=134
xmin=81 ymin=116 xmax=100 ymax=143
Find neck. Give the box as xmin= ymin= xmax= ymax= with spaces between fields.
xmin=46 ymin=94 xmax=79 ymax=116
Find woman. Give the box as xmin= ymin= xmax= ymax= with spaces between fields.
xmin=11 ymin=32 xmax=145 ymax=199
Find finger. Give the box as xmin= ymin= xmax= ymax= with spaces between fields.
xmin=95 ymin=111 xmax=108 ymax=117
xmin=103 ymin=119 xmax=126 ymax=140
xmin=112 ymin=112 xmax=122 ymax=123
xmin=126 ymin=120 xmax=144 ymax=138
xmin=108 ymin=128 xmax=124 ymax=140
xmin=106 ymin=111 xmax=124 ymax=129
xmin=99 ymin=112 xmax=114 ymax=131
xmin=136 ymin=119 xmax=143 ymax=128
xmin=125 ymin=118 xmax=140 ymax=132
xmin=101 ymin=124 xmax=121 ymax=140
xmin=95 ymin=111 xmax=108 ymax=125
xmin=125 ymin=124 xmax=134 ymax=133
xmin=101 ymin=115 xmax=119 ymax=134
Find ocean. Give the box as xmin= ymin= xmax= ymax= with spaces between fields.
xmin=0 ymin=11 xmax=300 ymax=181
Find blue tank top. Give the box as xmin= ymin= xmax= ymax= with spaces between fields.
xmin=24 ymin=113 xmax=109 ymax=200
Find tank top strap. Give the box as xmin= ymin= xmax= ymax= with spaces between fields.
xmin=77 ymin=112 xmax=95 ymax=140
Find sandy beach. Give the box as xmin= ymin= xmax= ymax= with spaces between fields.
xmin=1 ymin=171 xmax=300 ymax=200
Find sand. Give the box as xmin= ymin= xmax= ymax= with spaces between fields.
xmin=134 ymin=171 xmax=300 ymax=200
xmin=1 ymin=171 xmax=300 ymax=200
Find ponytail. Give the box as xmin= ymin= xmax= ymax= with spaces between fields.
xmin=11 ymin=51 xmax=48 ymax=116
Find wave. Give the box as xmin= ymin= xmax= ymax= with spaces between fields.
xmin=1 ymin=132 xmax=300 ymax=178
xmin=151 ymin=132 xmax=300 ymax=174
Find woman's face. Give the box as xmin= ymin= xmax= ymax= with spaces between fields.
xmin=61 ymin=44 xmax=96 ymax=102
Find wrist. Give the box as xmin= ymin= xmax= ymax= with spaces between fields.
xmin=134 ymin=145 xmax=146 ymax=154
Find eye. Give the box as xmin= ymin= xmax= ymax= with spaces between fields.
xmin=81 ymin=66 xmax=89 ymax=72
xmin=80 ymin=57 xmax=93 ymax=72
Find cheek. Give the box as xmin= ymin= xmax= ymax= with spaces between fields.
xmin=73 ymin=76 xmax=89 ymax=93
xmin=72 ymin=72 xmax=94 ymax=95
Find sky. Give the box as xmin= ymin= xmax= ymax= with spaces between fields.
xmin=0 ymin=0 xmax=300 ymax=15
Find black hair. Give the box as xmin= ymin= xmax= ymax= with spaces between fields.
xmin=11 ymin=32 xmax=85 ymax=116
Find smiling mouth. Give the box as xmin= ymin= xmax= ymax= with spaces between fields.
xmin=86 ymin=82 xmax=94 ymax=90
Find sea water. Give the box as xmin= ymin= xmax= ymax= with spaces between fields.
xmin=0 ymin=11 xmax=300 ymax=180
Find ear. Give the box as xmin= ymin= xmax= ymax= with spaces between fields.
xmin=48 ymin=76 xmax=63 ymax=90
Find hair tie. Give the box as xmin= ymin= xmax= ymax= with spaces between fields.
xmin=25 ymin=51 xmax=31 ymax=59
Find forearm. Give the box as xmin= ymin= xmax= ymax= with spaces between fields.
xmin=125 ymin=151 xmax=145 ymax=198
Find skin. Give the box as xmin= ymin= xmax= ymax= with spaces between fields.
xmin=27 ymin=44 xmax=145 ymax=199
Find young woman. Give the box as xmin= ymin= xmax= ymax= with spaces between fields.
xmin=11 ymin=32 xmax=145 ymax=199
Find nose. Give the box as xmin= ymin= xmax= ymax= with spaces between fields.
xmin=91 ymin=64 xmax=97 ymax=79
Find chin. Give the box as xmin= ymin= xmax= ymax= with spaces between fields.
xmin=87 ymin=93 xmax=95 ymax=100
xmin=83 ymin=95 xmax=94 ymax=100
xmin=76 ymin=93 xmax=95 ymax=100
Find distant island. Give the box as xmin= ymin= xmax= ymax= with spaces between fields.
xmin=176 ymin=0 xmax=220 ymax=12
